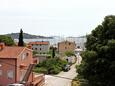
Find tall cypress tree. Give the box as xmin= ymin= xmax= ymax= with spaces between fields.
xmin=18 ymin=29 xmax=24 ymax=46
xmin=52 ymin=47 xmax=55 ymax=58
xmin=50 ymin=46 xmax=56 ymax=58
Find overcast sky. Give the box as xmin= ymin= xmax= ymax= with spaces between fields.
xmin=0 ymin=0 xmax=115 ymax=37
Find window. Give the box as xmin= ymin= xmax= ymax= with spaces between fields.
xmin=69 ymin=43 xmax=71 ymax=45
xmin=40 ymin=48 xmax=41 ymax=51
xmin=35 ymin=48 xmax=37 ymax=50
xmin=0 ymin=70 xmax=2 ymax=76
xmin=22 ymin=53 xmax=26 ymax=60
xmin=65 ymin=47 xmax=67 ymax=49
xmin=26 ymin=53 xmax=29 ymax=56
xmin=7 ymin=70 xmax=14 ymax=79
xmin=0 ymin=64 xmax=2 ymax=67
xmin=21 ymin=53 xmax=28 ymax=60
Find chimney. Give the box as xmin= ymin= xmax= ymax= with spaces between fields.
xmin=27 ymin=45 xmax=32 ymax=49
xmin=0 ymin=43 xmax=5 ymax=50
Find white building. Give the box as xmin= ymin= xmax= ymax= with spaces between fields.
xmin=29 ymin=41 xmax=50 ymax=54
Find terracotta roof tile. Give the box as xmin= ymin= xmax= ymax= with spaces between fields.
xmin=0 ymin=46 xmax=25 ymax=58
xmin=29 ymin=41 xmax=49 ymax=45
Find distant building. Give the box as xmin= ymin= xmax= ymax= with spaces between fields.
xmin=66 ymin=37 xmax=86 ymax=50
xmin=74 ymin=48 xmax=83 ymax=55
xmin=28 ymin=41 xmax=50 ymax=54
xmin=33 ymin=54 xmax=48 ymax=64
xmin=66 ymin=56 xmax=76 ymax=64
xmin=58 ymin=41 xmax=76 ymax=55
xmin=0 ymin=43 xmax=44 ymax=86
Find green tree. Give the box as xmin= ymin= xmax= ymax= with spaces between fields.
xmin=65 ymin=51 xmax=75 ymax=57
xmin=50 ymin=46 xmax=57 ymax=58
xmin=52 ymin=47 xmax=55 ymax=58
xmin=18 ymin=29 xmax=24 ymax=46
xmin=77 ymin=15 xmax=115 ymax=86
xmin=0 ymin=35 xmax=15 ymax=46
xmin=33 ymin=50 xmax=38 ymax=56
xmin=35 ymin=58 xmax=67 ymax=74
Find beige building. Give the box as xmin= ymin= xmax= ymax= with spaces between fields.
xmin=58 ymin=41 xmax=76 ymax=55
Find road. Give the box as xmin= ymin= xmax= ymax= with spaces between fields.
xmin=44 ymin=56 xmax=82 ymax=86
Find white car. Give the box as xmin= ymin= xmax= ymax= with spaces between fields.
xmin=7 ymin=83 xmax=24 ymax=86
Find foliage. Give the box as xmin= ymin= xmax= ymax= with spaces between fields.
xmin=18 ymin=29 xmax=24 ymax=46
xmin=33 ymin=67 xmax=48 ymax=74
xmin=33 ymin=50 xmax=38 ymax=56
xmin=0 ymin=35 xmax=15 ymax=46
xmin=65 ymin=51 xmax=75 ymax=56
xmin=52 ymin=47 xmax=55 ymax=58
xmin=50 ymin=46 xmax=57 ymax=58
xmin=34 ymin=58 xmax=67 ymax=74
xmin=77 ymin=15 xmax=115 ymax=86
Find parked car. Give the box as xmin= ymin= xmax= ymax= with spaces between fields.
xmin=63 ymin=64 xmax=70 ymax=72
xmin=7 ymin=83 xmax=24 ymax=86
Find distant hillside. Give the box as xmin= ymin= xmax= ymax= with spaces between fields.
xmin=77 ymin=36 xmax=86 ymax=38
xmin=6 ymin=33 xmax=53 ymax=39
xmin=67 ymin=36 xmax=86 ymax=38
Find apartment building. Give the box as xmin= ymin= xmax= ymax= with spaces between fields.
xmin=28 ymin=41 xmax=49 ymax=54
xmin=58 ymin=41 xmax=76 ymax=55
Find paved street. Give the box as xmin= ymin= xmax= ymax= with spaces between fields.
xmin=44 ymin=56 xmax=82 ymax=86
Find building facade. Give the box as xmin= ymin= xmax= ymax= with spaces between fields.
xmin=28 ymin=41 xmax=49 ymax=54
xmin=0 ymin=43 xmax=33 ymax=86
xmin=58 ymin=41 xmax=76 ymax=55
xmin=0 ymin=43 xmax=45 ymax=86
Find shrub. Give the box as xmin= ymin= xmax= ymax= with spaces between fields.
xmin=65 ymin=51 xmax=75 ymax=56
xmin=34 ymin=58 xmax=67 ymax=74
xmin=33 ymin=67 xmax=48 ymax=74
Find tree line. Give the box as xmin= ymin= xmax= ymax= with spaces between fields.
xmin=77 ymin=15 xmax=115 ymax=86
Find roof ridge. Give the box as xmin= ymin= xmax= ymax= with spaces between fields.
xmin=16 ymin=47 xmax=26 ymax=58
xmin=0 ymin=46 xmax=26 ymax=59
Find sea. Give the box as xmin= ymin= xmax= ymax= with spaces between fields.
xmin=14 ymin=37 xmax=86 ymax=49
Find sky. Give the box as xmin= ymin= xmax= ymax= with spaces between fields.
xmin=0 ymin=0 xmax=115 ymax=37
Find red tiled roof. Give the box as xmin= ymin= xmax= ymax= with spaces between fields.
xmin=29 ymin=41 xmax=49 ymax=45
xmin=0 ymin=46 xmax=25 ymax=59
